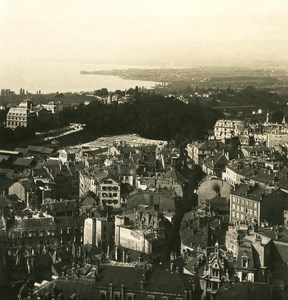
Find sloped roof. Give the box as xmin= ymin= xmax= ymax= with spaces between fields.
xmin=163 ymin=168 xmax=188 ymax=184
xmin=11 ymin=216 xmax=56 ymax=231
xmin=203 ymin=152 xmax=228 ymax=168
xmin=13 ymin=157 xmax=35 ymax=167
xmin=274 ymin=241 xmax=288 ymax=263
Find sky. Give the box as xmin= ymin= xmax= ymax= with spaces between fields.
xmin=0 ymin=0 xmax=288 ymax=67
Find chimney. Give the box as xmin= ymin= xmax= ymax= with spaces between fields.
xmin=109 ymin=283 xmax=113 ymax=300
xmin=121 ymin=284 xmax=124 ymax=300
xmin=140 ymin=279 xmax=145 ymax=290
xmin=255 ymin=234 xmax=262 ymax=244
xmin=170 ymin=262 xmax=175 ymax=272
xmin=184 ymin=290 xmax=189 ymax=300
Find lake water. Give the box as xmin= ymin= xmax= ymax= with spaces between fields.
xmin=0 ymin=61 xmax=158 ymax=94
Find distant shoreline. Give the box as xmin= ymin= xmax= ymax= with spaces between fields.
xmin=80 ymin=67 xmax=285 ymax=90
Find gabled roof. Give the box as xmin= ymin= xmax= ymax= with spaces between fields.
xmin=203 ymin=152 xmax=228 ymax=168
xmin=163 ymin=168 xmax=188 ymax=184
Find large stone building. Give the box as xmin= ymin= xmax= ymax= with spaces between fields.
xmin=6 ymin=99 xmax=63 ymax=129
xmin=6 ymin=99 xmax=36 ymax=128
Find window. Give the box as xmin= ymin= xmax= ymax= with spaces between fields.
xmin=254 ymin=203 xmax=257 ymax=209
xmin=242 ymin=259 xmax=248 ymax=268
xmin=148 ymin=296 xmax=155 ymax=300
xmin=127 ymin=294 xmax=135 ymax=300
xmin=113 ymin=292 xmax=120 ymax=300
xmin=100 ymin=292 xmax=106 ymax=300
xmin=232 ymin=204 xmax=235 ymax=209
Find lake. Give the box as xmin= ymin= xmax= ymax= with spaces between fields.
xmin=0 ymin=61 xmax=158 ymax=93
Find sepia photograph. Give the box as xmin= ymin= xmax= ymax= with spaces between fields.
xmin=0 ymin=0 xmax=288 ymax=299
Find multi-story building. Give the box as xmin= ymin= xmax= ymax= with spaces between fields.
xmin=202 ymin=152 xmax=228 ymax=178
xmin=6 ymin=99 xmax=63 ymax=129
xmin=25 ymin=262 xmax=200 ymax=300
xmin=83 ymin=217 xmax=114 ymax=248
xmin=114 ymin=205 xmax=167 ymax=262
xmin=6 ymin=99 xmax=37 ymax=128
xmin=241 ymin=145 xmax=271 ymax=158
xmin=186 ymin=140 xmax=226 ymax=165
xmin=97 ymin=177 xmax=121 ymax=209
xmin=222 ymin=158 xmax=288 ymax=189
xmin=230 ymin=183 xmax=288 ymax=226
xmin=214 ymin=119 xmax=246 ymax=140
xmin=199 ymin=243 xmax=226 ymax=299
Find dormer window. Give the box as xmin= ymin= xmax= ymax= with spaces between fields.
xmin=242 ymin=255 xmax=249 ymax=268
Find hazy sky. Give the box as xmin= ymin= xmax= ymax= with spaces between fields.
xmin=0 ymin=0 xmax=288 ymax=67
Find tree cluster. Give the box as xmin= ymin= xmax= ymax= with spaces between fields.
xmin=0 ymin=126 xmax=35 ymax=146
xmin=60 ymin=94 xmax=223 ymax=143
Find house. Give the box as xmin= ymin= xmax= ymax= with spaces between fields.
xmin=137 ymin=167 xmax=188 ymax=198
xmin=186 ymin=140 xmax=227 ymax=165
xmin=199 ymin=243 xmax=227 ymax=299
xmin=8 ymin=179 xmax=39 ymax=207
xmin=202 ymin=152 xmax=228 ymax=178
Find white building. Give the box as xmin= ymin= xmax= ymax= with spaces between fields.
xmin=214 ymin=119 xmax=246 ymax=140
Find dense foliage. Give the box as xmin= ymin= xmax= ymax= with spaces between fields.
xmin=0 ymin=126 xmax=35 ymax=147
xmin=60 ymin=94 xmax=223 ymax=143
